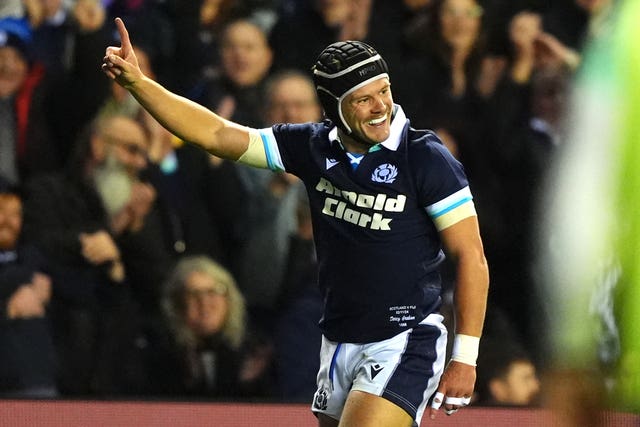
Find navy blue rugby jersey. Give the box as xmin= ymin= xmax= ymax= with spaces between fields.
xmin=257 ymin=106 xmax=474 ymax=343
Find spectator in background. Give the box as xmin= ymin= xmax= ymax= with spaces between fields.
xmin=96 ymin=40 xmax=245 ymax=270
xmin=268 ymin=0 xmax=371 ymax=76
xmin=186 ymin=14 xmax=277 ymax=287
xmin=27 ymin=0 xmax=95 ymax=78
xmin=24 ymin=0 xmax=114 ymax=163
xmin=21 ymin=114 xmax=172 ymax=395
xmin=0 ymin=179 xmax=57 ymax=398
xmin=475 ymin=338 xmax=540 ymax=407
xmin=485 ymin=8 xmax=575 ymax=360
xmin=193 ymin=15 xmax=274 ymax=128
xmin=506 ymin=10 xmax=581 ymax=85
xmin=355 ymin=0 xmax=433 ymax=80
xmin=273 ymin=194 xmax=321 ymax=401
xmin=0 ymin=17 xmax=60 ymax=185
xmin=169 ymin=0 xmax=248 ymax=95
xmin=234 ymin=69 xmax=320 ymax=333
xmin=395 ymin=0 xmax=493 ymax=137
xmin=141 ymin=109 xmax=246 ymax=271
xmin=125 ymin=255 xmax=272 ymax=398
xmin=262 ymin=69 xmax=323 ymax=125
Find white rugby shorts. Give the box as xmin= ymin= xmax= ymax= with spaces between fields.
xmin=311 ymin=313 xmax=447 ymax=426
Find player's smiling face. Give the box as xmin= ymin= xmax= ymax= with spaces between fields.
xmin=342 ymin=77 xmax=393 ymax=148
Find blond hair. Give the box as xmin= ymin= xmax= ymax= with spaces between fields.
xmin=162 ymin=256 xmax=246 ymax=350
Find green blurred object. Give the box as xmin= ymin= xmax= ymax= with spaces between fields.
xmin=541 ymin=0 xmax=640 ymax=414
xmin=611 ymin=0 xmax=640 ymax=412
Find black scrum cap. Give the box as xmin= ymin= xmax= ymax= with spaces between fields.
xmin=312 ymin=41 xmax=389 ymax=134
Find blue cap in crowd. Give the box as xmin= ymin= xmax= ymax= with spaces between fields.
xmin=0 ymin=17 xmax=32 ymax=62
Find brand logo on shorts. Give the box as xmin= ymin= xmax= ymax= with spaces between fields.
xmin=370 ymin=363 xmax=384 ymax=380
xmin=371 ymin=163 xmax=398 ymax=183
xmin=313 ymin=387 xmax=329 ymax=411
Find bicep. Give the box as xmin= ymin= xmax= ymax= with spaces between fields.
xmin=439 ymin=215 xmax=485 ymax=260
xmin=204 ymin=121 xmax=253 ymax=162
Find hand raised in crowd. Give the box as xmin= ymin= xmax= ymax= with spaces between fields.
xmin=30 ymin=272 xmax=52 ymax=304
xmin=79 ymin=230 xmax=125 ymax=282
xmin=509 ymin=11 xmax=543 ymax=83
xmin=6 ymin=273 xmax=52 ymax=319
xmin=79 ymin=230 xmax=121 ymax=265
xmin=535 ymin=32 xmax=581 ymax=70
xmin=111 ymin=181 xmax=156 ymax=235
xmin=108 ymin=181 xmax=156 ymax=235
xmin=125 ymin=181 xmax=156 ymax=232
xmin=140 ymin=110 xmax=173 ymax=164
xmin=476 ymin=56 xmax=508 ymax=98
xmin=508 ymin=10 xmax=581 ymax=81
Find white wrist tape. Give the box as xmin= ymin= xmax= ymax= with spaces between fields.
xmin=451 ymin=334 xmax=480 ymax=366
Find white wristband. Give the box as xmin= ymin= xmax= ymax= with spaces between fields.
xmin=451 ymin=334 xmax=480 ymax=366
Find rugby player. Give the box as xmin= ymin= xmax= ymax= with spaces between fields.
xmin=102 ymin=18 xmax=489 ymax=427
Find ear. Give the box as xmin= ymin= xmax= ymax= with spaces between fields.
xmin=91 ymin=133 xmax=106 ymax=162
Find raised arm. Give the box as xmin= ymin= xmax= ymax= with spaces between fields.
xmin=102 ymin=18 xmax=250 ymax=160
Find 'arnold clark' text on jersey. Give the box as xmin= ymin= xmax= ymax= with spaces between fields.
xmin=316 ymin=177 xmax=406 ymax=231
xmin=257 ymin=105 xmax=475 ymax=343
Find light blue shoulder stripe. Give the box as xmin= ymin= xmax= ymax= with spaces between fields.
xmin=426 ymin=187 xmax=473 ymax=218
xmin=430 ymin=197 xmax=473 ymax=218
xmin=259 ymin=128 xmax=285 ymax=172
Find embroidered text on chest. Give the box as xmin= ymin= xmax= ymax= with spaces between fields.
xmin=315 ymin=177 xmax=406 ymax=231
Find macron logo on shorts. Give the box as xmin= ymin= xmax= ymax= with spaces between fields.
xmin=370 ymin=364 xmax=384 ymax=380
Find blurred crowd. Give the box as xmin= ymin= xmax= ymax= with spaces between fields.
xmin=0 ymin=0 xmax=612 ymax=406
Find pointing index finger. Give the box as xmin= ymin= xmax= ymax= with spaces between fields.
xmin=114 ymin=17 xmax=132 ymax=54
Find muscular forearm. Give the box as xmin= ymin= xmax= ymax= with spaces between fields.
xmin=453 ymin=250 xmax=489 ymax=337
xmin=126 ymin=77 xmax=245 ymax=157
xmin=428 ymin=236 xmax=488 ymax=419
xmin=440 ymin=217 xmax=490 ymax=338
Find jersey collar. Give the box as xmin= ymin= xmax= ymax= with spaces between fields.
xmin=329 ymin=104 xmax=407 ymax=152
